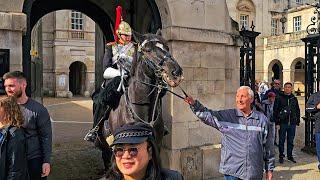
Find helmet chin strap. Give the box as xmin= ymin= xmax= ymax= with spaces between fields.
xmin=118 ymin=35 xmax=130 ymax=45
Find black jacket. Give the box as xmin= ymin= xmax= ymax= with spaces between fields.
xmin=306 ymin=91 xmax=320 ymax=133
xmin=0 ymin=126 xmax=28 ymax=180
xmin=20 ymin=98 xmax=52 ymax=163
xmin=161 ymin=169 xmax=184 ymax=180
xmin=273 ymin=92 xmax=300 ymax=125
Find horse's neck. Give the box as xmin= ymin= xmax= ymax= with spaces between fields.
xmin=130 ymin=61 xmax=156 ymax=100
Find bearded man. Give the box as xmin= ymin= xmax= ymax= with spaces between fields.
xmin=3 ymin=71 xmax=52 ymax=180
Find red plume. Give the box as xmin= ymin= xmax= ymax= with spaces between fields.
xmin=114 ymin=5 xmax=122 ymax=42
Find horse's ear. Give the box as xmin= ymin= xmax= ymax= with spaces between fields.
xmin=132 ymin=31 xmax=144 ymax=43
xmin=155 ymin=29 xmax=162 ymax=36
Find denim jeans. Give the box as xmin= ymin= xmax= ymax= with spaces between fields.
xmin=224 ymin=175 xmax=242 ymax=180
xmin=28 ymin=157 xmax=47 ymax=180
xmin=279 ymin=124 xmax=296 ymax=158
xmin=316 ymin=132 xmax=320 ymax=164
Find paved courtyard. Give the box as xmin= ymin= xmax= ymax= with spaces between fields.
xmin=45 ymin=97 xmax=320 ymax=180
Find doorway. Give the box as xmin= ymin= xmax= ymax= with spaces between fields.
xmin=69 ymin=61 xmax=87 ymax=95
xmin=0 ymin=49 xmax=9 ymax=95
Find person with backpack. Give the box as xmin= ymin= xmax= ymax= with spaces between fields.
xmin=262 ymin=92 xmax=277 ymax=146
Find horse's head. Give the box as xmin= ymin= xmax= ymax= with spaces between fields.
xmin=135 ymin=31 xmax=183 ymax=87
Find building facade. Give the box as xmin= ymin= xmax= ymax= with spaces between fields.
xmin=227 ymin=0 xmax=317 ymax=93
xmin=39 ymin=10 xmax=95 ymax=97
xmin=0 ymin=0 xmax=241 ymax=178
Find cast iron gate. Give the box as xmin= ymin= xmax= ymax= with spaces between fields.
xmin=239 ymin=23 xmax=260 ymax=92
xmin=301 ymin=1 xmax=320 ymax=154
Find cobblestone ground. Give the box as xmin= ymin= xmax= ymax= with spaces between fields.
xmin=46 ymin=97 xmax=319 ymax=180
xmin=44 ymin=97 xmax=105 ymax=180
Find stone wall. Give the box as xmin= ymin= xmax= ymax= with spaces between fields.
xmin=0 ymin=12 xmax=26 ymax=71
xmin=158 ymin=1 xmax=241 ymax=179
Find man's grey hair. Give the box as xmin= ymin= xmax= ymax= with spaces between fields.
xmin=237 ymin=86 xmax=254 ymax=98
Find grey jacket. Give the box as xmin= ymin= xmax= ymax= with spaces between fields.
xmin=306 ymin=91 xmax=320 ymax=133
xmin=190 ymin=100 xmax=275 ymax=180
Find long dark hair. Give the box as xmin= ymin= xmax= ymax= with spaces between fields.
xmin=106 ymin=137 xmax=163 ymax=180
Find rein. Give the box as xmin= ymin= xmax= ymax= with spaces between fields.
xmin=118 ymin=38 xmax=184 ymax=127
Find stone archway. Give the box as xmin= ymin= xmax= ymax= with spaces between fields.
xmin=22 ymin=0 xmax=162 ymax=96
xmin=13 ymin=1 xmax=242 ymax=178
xmin=69 ymin=61 xmax=87 ymax=96
xmin=268 ymin=59 xmax=283 ymax=84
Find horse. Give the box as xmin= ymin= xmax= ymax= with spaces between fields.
xmin=96 ymin=31 xmax=183 ymax=170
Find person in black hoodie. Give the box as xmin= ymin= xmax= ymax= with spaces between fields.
xmin=0 ymin=96 xmax=28 ymax=180
xmin=273 ymin=82 xmax=300 ymax=164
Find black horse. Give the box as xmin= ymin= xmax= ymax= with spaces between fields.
xmin=93 ymin=31 xmax=183 ymax=170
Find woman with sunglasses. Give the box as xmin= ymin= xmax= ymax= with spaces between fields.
xmin=106 ymin=122 xmax=183 ymax=180
xmin=0 ymin=96 xmax=28 ymax=179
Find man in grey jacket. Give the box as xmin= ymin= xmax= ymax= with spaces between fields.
xmin=3 ymin=71 xmax=52 ymax=180
xmin=306 ymin=90 xmax=320 ymax=170
xmin=185 ymin=86 xmax=275 ymax=180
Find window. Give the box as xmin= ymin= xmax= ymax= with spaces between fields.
xmin=293 ymin=16 xmax=301 ymax=32
xmin=296 ymin=0 xmax=303 ymax=4
xmin=71 ymin=11 xmax=83 ymax=30
xmin=271 ymin=19 xmax=278 ymax=35
xmin=240 ymin=14 xmax=249 ymax=29
xmin=295 ymin=61 xmax=305 ymax=69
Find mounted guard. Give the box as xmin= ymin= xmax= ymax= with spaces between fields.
xmin=84 ymin=5 xmax=184 ymax=172
xmin=84 ymin=6 xmax=136 ymax=170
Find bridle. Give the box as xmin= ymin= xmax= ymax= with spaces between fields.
xmin=119 ymin=37 xmax=181 ymax=127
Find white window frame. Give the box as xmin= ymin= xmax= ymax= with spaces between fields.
xmin=295 ymin=0 xmax=303 ymax=4
xmin=271 ymin=18 xmax=278 ymax=35
xmin=240 ymin=14 xmax=249 ymax=29
xmin=71 ymin=11 xmax=84 ymax=30
xmin=293 ymin=16 xmax=301 ymax=32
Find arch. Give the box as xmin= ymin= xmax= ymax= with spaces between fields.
xmin=290 ymin=57 xmax=305 ymax=70
xmin=69 ymin=61 xmax=87 ymax=95
xmin=268 ymin=59 xmax=283 ymax=83
xmin=22 ymin=0 xmax=162 ymax=96
xmin=291 ymin=57 xmax=305 ymax=96
xmin=236 ymin=0 xmax=255 ymax=12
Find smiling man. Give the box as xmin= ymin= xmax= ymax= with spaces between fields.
xmin=185 ymin=86 xmax=275 ymax=180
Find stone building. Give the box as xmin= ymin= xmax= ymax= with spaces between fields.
xmin=227 ymin=0 xmax=316 ymax=93
xmin=0 ymin=0 xmax=242 ymax=178
xmin=40 ymin=11 xmax=95 ymax=97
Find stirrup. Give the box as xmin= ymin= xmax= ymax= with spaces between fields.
xmin=84 ymin=126 xmax=99 ymax=142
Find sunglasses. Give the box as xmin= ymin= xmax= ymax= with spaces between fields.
xmin=113 ymin=147 xmax=139 ymax=158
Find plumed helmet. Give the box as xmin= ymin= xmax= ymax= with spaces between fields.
xmin=116 ymin=21 xmax=132 ymax=36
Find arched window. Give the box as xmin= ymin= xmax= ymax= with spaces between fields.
xmin=237 ymin=0 xmax=255 ymax=30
